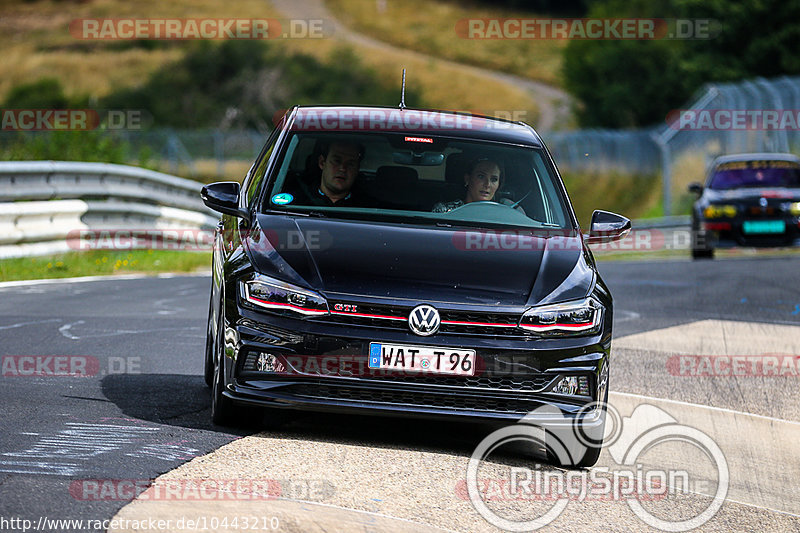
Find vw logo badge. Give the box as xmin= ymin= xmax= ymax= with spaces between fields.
xmin=408 ymin=304 xmax=441 ymax=336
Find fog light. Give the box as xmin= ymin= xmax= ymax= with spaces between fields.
xmin=256 ymin=352 xmax=279 ymax=372
xmin=552 ymin=375 xmax=590 ymax=396
xmin=554 ymin=376 xmax=577 ymax=395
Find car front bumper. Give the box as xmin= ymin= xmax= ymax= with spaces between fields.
xmin=701 ymin=216 xmax=800 ymax=248
xmin=220 ymin=303 xmax=611 ymax=423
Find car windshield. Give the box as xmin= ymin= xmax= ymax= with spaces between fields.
xmin=263 ymin=132 xmax=574 ymax=230
xmin=709 ymin=159 xmax=800 ymax=189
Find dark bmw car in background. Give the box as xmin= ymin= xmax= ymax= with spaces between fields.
xmin=201 ymin=106 xmax=630 ymax=467
xmin=689 ymin=153 xmax=800 ymax=259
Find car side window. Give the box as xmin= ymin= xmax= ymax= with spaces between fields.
xmin=244 ymin=127 xmax=282 ymax=206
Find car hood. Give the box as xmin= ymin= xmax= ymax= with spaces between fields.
xmin=245 ymin=214 xmax=594 ymax=307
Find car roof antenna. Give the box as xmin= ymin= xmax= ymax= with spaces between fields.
xmin=399 ymin=68 xmax=407 ymax=110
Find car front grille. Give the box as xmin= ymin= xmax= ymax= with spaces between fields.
xmin=321 ymin=302 xmax=527 ymax=337
xmin=286 ymin=383 xmax=544 ymax=414
xmin=241 ymin=351 xmax=555 ymax=393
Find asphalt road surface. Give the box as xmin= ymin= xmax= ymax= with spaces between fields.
xmin=1 ymin=256 xmax=799 ymax=532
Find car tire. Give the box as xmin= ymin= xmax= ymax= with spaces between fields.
xmin=210 ymin=286 xmax=257 ymax=427
xmin=203 ymin=291 xmax=215 ymax=388
xmin=210 ymin=287 xmax=287 ymax=429
xmin=543 ymin=408 xmax=605 ymax=469
xmin=691 ymin=247 xmax=714 ymax=260
xmin=691 ymin=217 xmax=714 ymax=260
xmin=211 ymin=297 xmax=238 ymax=426
xmin=564 ymin=435 xmax=603 ymax=469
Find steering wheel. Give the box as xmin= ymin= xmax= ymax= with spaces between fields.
xmin=439 ymin=200 xmax=531 ymax=225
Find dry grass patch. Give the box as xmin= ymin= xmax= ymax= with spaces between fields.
xmin=327 ymin=0 xmax=566 ymax=86
xmin=1 ymin=0 xmax=540 ymax=121
xmin=0 ymin=0 xmax=281 ymax=101
xmin=286 ymin=36 xmax=539 ymax=120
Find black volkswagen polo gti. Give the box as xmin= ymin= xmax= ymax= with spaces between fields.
xmin=201 ymin=106 xmax=629 ymax=467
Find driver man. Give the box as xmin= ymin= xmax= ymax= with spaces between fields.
xmin=289 ymin=140 xmax=370 ymax=207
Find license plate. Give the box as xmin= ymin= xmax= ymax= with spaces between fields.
xmin=368 ymin=343 xmax=476 ymax=376
xmin=742 ymin=220 xmax=785 ymax=234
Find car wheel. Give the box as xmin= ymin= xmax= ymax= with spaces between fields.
xmin=203 ymin=291 xmax=215 ymax=388
xmin=691 ymin=217 xmax=714 ymax=260
xmin=210 ymin=287 xmax=284 ymax=429
xmin=211 ymin=300 xmax=237 ymax=426
xmin=691 ymin=247 xmax=714 ymax=260
xmin=211 ymin=285 xmax=252 ymax=426
xmin=543 ymin=407 xmax=605 ymax=469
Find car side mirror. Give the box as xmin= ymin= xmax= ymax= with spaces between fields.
xmin=201 ymin=182 xmax=250 ymax=220
xmin=586 ymin=210 xmax=631 ymax=244
xmin=688 ymin=182 xmax=703 ymax=195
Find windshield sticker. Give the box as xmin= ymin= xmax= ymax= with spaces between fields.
xmin=271 ymin=193 xmax=294 ymax=205
xmin=405 ymin=136 xmax=433 ymax=143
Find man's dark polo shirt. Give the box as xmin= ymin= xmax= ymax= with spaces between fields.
xmin=287 ymin=178 xmax=373 ymax=208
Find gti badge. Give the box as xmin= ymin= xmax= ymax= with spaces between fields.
xmin=408 ymin=304 xmax=440 ymax=336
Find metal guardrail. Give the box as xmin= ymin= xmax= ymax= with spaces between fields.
xmin=0 ymin=160 xmax=694 ymax=259
xmin=630 ymin=216 xmax=691 ymax=230
xmin=0 ymin=161 xmax=219 ymax=259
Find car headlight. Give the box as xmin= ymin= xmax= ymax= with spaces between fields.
xmin=240 ymin=275 xmax=329 ymax=317
xmin=518 ymin=297 xmax=603 ymax=336
xmin=703 ymin=204 xmax=737 ymax=218
xmin=788 ymin=202 xmax=800 ymax=216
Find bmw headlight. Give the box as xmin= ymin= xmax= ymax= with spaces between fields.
xmin=240 ymin=275 xmax=329 ymax=317
xmin=518 ymin=297 xmax=603 ymax=336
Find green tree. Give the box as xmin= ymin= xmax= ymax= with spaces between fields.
xmin=102 ymin=40 xmax=421 ymax=130
xmin=562 ymin=0 xmax=800 ymax=128
xmin=564 ymin=39 xmax=690 ymax=128
xmin=3 ymin=78 xmax=70 ymax=109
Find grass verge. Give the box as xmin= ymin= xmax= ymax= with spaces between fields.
xmin=561 ymin=170 xmax=662 ymax=228
xmin=0 ymin=249 xmax=210 ymax=282
xmin=594 ymin=246 xmax=800 ymax=262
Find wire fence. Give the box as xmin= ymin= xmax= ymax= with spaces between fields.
xmin=117 ymin=129 xmax=265 ymax=177
xmin=546 ymin=75 xmax=800 ymax=214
